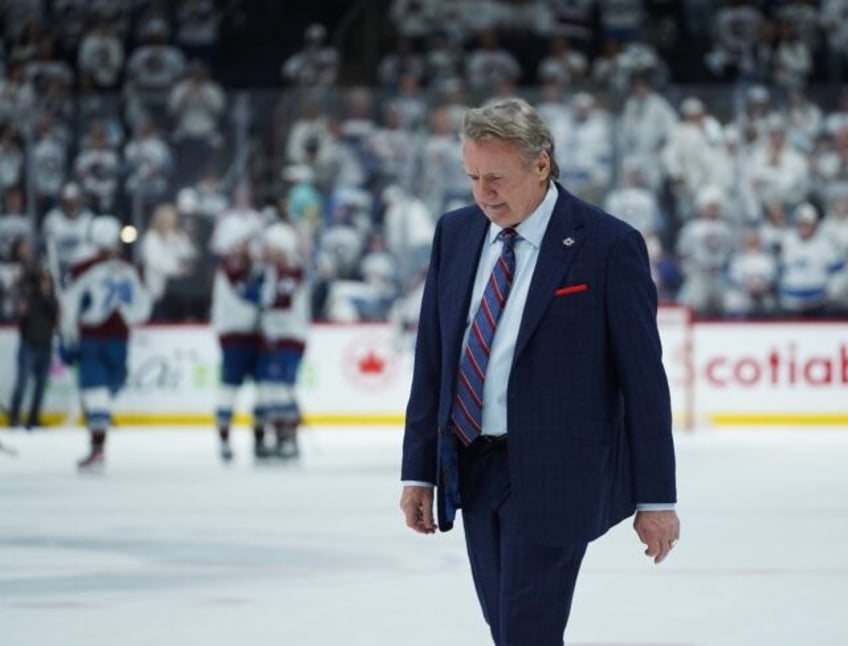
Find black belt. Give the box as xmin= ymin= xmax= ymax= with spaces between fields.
xmin=476 ymin=434 xmax=508 ymax=447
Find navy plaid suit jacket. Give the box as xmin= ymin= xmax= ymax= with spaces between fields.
xmin=401 ymin=183 xmax=677 ymax=546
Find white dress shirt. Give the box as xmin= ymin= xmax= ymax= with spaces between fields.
xmin=467 ymin=182 xmax=558 ymax=436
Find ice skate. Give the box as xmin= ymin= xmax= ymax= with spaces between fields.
xmin=274 ymin=424 xmax=300 ymax=460
xmin=78 ymin=430 xmax=106 ymax=472
xmin=219 ymin=439 xmax=234 ymax=463
xmin=77 ymin=447 xmax=105 ymax=471
xmin=253 ymin=427 xmax=274 ymax=460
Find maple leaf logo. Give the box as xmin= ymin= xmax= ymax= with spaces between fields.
xmin=358 ymin=351 xmax=385 ymax=374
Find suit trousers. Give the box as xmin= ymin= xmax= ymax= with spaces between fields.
xmin=459 ymin=437 xmax=587 ymax=646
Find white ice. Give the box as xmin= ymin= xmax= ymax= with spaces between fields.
xmin=1 ymin=425 xmax=847 ymax=646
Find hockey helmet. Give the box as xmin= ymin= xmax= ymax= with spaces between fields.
xmin=212 ymin=215 xmax=258 ymax=254
xmin=263 ymin=222 xmax=298 ymax=258
xmin=89 ymin=215 xmax=122 ymax=249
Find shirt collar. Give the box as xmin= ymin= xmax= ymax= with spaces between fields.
xmin=487 ymin=182 xmax=557 ymax=250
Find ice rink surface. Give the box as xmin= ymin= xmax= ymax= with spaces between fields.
xmin=1 ymin=425 xmax=847 ymax=646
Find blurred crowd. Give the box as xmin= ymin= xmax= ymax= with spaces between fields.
xmin=2 ymin=0 xmax=848 ymax=328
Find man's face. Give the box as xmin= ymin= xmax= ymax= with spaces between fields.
xmin=462 ymin=138 xmax=549 ymax=228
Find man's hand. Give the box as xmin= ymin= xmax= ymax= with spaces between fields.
xmin=400 ymin=485 xmax=437 ymax=534
xmin=634 ymin=510 xmax=680 ymax=564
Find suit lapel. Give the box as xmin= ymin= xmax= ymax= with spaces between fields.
xmin=514 ymin=185 xmax=585 ymax=360
xmin=443 ymin=211 xmax=489 ymax=365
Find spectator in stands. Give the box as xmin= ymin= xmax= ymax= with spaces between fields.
xmin=124 ymin=113 xmax=174 ymax=209
xmin=124 ymin=18 xmax=186 ymax=126
xmin=821 ymin=182 xmax=848 ymax=257
xmin=464 ymin=27 xmax=522 ymax=94
xmin=779 ymin=202 xmax=845 ymax=315
xmin=535 ymin=77 xmax=571 ymax=151
xmin=317 ymin=189 xmax=368 ymax=279
xmin=73 ymin=119 xmax=120 ymax=213
xmin=596 ymin=41 xmax=670 ymax=95
xmin=819 ymin=184 xmax=848 ymax=310
xmin=814 ymin=122 xmax=848 ymax=187
xmin=357 ymin=230 xmax=400 ymax=320
xmin=320 ymin=116 xmax=368 ymax=194
xmin=618 ymin=73 xmax=678 ymax=192
xmin=749 ymin=114 xmax=811 ymax=214
xmin=736 ymin=85 xmax=773 ymax=144
xmin=0 ymin=61 xmax=36 ymax=127
xmin=77 ymin=13 xmax=124 ymax=92
xmin=776 ymin=0 xmax=820 ymax=53
xmin=0 ymin=186 xmax=31 ymax=264
xmin=661 ymin=96 xmax=725 ymax=224
xmin=140 ymin=202 xmax=198 ymax=321
xmin=0 ymin=123 xmax=23 ymax=195
xmin=393 ymin=73 xmax=428 ymax=130
xmin=603 ymin=156 xmax=662 ymax=240
xmin=598 ymin=0 xmax=644 ymax=46
xmin=339 ymin=86 xmax=377 ymax=150
xmin=709 ymin=124 xmax=761 ymax=230
xmin=380 ymin=183 xmax=434 ymax=286
xmin=536 ymin=35 xmax=588 ymax=87
xmin=24 ymin=35 xmax=74 ymax=95
xmin=676 ymin=185 xmax=736 ymax=316
xmin=389 ymin=0 xmax=451 ymax=45
xmin=724 ymin=228 xmax=779 ymax=317
xmin=168 ymin=59 xmax=225 ymax=183
xmin=771 ymin=21 xmax=813 ymax=89
xmin=175 ymin=0 xmax=221 ymax=64
xmin=548 ymin=0 xmax=596 ymax=52
xmin=558 ymin=91 xmax=613 ymax=205
xmin=591 ymin=38 xmax=627 ymax=98
xmin=758 ymin=194 xmax=791 ymax=256
xmin=77 ymin=70 xmax=125 ymax=148
xmin=377 ymin=37 xmax=424 ymax=90
xmin=281 ymin=23 xmax=338 ymax=88
xmin=423 ymin=28 xmax=465 ymax=91
xmin=785 ymin=84 xmax=823 ymax=154
xmin=29 ymin=110 xmax=68 ymax=218
xmin=285 ymin=96 xmax=332 ymax=169
xmin=704 ymin=0 xmax=764 ymax=80
xmin=367 ymin=100 xmax=418 ymax=192
xmin=416 ymin=105 xmax=469 ymax=217
xmin=281 ymin=163 xmax=323 ymax=238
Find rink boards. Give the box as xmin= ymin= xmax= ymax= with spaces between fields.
xmin=0 ymin=312 xmax=846 ymax=428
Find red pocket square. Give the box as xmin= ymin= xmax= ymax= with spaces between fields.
xmin=554 ymin=283 xmax=588 ymax=296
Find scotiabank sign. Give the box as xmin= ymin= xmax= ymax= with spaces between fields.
xmin=694 ymin=323 xmax=848 ymax=424
xmin=705 ymin=343 xmax=848 ymax=387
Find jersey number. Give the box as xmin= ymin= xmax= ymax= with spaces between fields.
xmin=102 ymin=278 xmax=134 ymax=313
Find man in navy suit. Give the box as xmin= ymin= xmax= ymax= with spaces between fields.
xmin=400 ymin=98 xmax=680 ymax=645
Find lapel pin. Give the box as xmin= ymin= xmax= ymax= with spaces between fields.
xmin=563 ymin=237 xmax=575 ymax=247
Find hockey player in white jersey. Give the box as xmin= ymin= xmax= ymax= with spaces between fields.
xmin=210 ymin=214 xmax=264 ymax=462
xmin=256 ymin=222 xmax=310 ymax=459
xmin=59 ymin=215 xmax=152 ymax=470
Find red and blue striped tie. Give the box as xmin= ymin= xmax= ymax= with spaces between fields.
xmin=452 ymin=228 xmax=519 ymax=446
